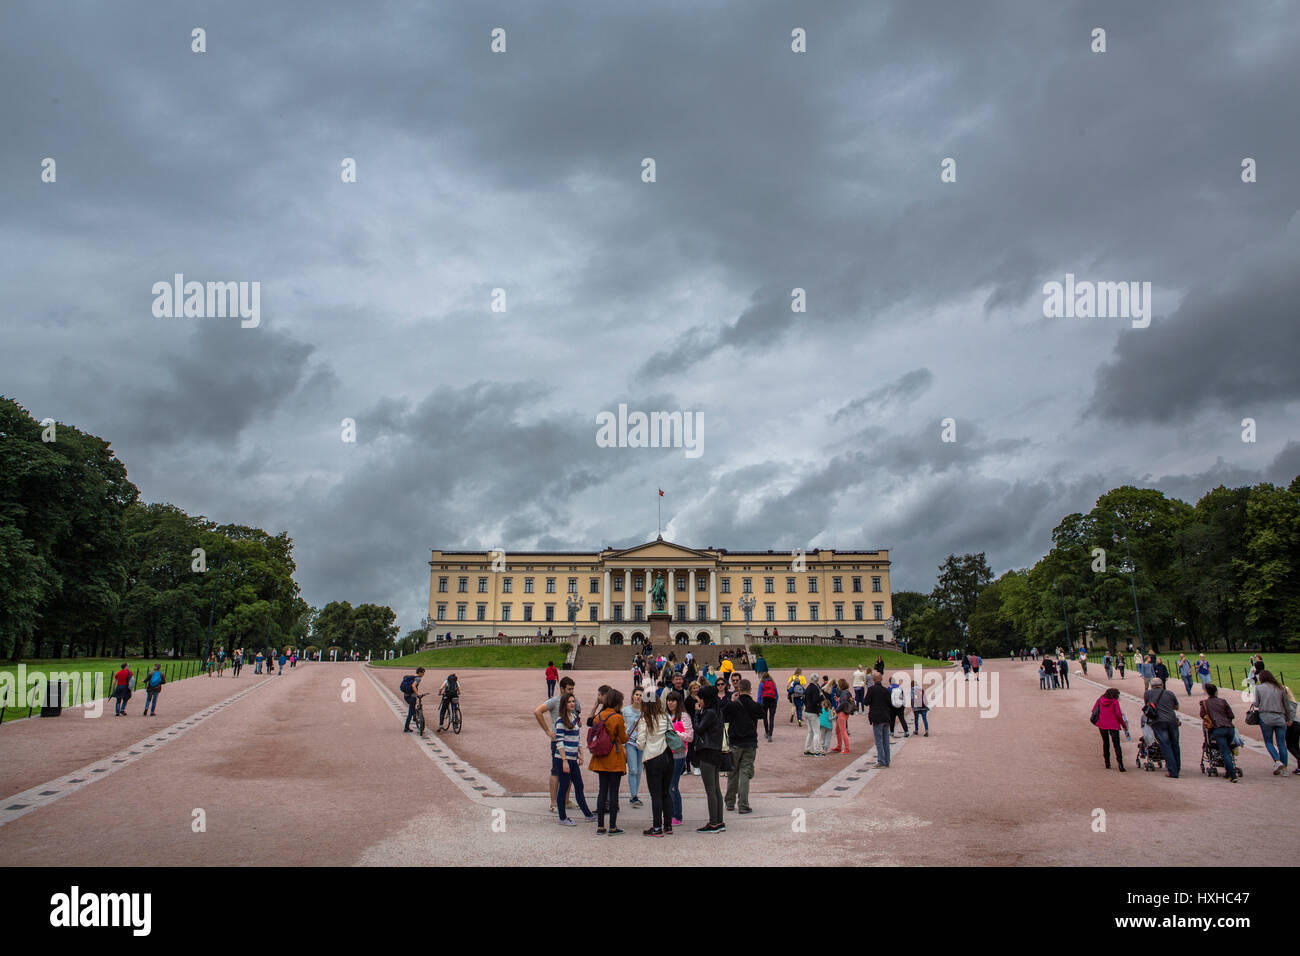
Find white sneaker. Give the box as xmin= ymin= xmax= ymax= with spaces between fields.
xmin=692 ymin=767 xmax=701 ymax=776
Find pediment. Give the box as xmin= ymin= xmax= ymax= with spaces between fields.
xmin=605 ymin=538 xmax=717 ymax=563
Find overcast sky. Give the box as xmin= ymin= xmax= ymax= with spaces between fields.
xmin=4 ymin=0 xmax=1298 ymax=630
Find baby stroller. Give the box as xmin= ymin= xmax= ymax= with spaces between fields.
xmin=1137 ymin=722 xmax=1164 ymax=772
xmin=1199 ymin=727 xmax=1244 ymax=778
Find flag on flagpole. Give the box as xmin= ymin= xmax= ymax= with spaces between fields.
xmin=658 ymin=489 xmax=664 ymax=497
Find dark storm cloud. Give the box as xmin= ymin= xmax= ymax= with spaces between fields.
xmin=832 ymin=369 xmax=934 ymax=423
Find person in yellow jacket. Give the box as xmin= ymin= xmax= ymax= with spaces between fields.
xmin=787 ymin=667 xmax=807 ymax=725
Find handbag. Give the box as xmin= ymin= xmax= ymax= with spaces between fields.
xmin=1089 ymin=700 xmax=1101 ymax=726
xmin=1199 ymin=701 xmax=1213 ymax=731
xmin=1245 ymin=705 xmax=1261 ymax=726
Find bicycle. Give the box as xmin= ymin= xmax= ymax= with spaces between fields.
xmin=438 ymin=695 xmax=462 ymax=734
xmin=409 ymin=692 xmax=427 ymax=736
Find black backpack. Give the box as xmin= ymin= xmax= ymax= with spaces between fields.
xmin=399 ymin=675 xmax=416 ymax=695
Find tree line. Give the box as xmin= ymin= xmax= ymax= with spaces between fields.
xmin=896 ymin=480 xmax=1300 ymax=659
xmin=0 ymin=396 xmax=398 ymax=660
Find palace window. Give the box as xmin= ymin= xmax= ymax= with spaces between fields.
xmin=502 ymin=577 xmax=512 ymax=593
xmin=854 ymin=603 xmax=864 ymax=621
xmin=721 ymin=605 xmax=731 ymax=621
xmin=589 ymin=606 xmax=598 ymax=622
xmin=613 ymin=577 xmax=623 ymax=592
xmin=765 ymin=604 xmax=776 ymax=622
xmin=633 ymin=604 xmax=644 ymax=621
xmin=545 ymin=605 xmax=555 ymax=622
xmin=697 ymin=576 xmax=707 ymax=592
xmin=589 ymin=578 xmax=599 ymax=593
xmin=786 ymin=603 xmax=798 ymax=621
xmin=809 ymin=604 xmax=819 ymax=621
xmin=436 ymin=603 xmax=447 ymax=621
xmin=476 ymin=604 xmax=486 ymax=621
xmin=742 ymin=578 xmax=752 ymax=594
xmin=852 ymin=576 xmax=862 ymax=593
xmin=676 ymin=577 xmax=686 ymax=592
xmin=501 ymin=605 xmax=511 ymax=622
xmin=458 ymin=577 xmax=468 ymax=593
xmin=872 ymin=576 xmax=882 ymax=593
xmin=697 ymin=603 xmax=707 ymax=620
xmin=477 ymin=577 xmax=488 ymax=593
xmin=613 ymin=606 xmax=624 ymax=621
xmin=524 ymin=577 xmax=534 ymax=593
xmin=786 ymin=577 xmax=796 ymax=593
xmin=764 ymin=577 xmax=774 ymax=593
xmin=676 ymin=607 xmax=686 ymax=621
xmin=634 ymin=576 xmax=644 ymax=591
xmin=834 ymin=603 xmax=844 ymax=621
xmin=832 ymin=577 xmax=842 ymax=593
xmin=524 ymin=604 xmax=533 ymax=622
xmin=808 ymin=578 xmax=818 ymax=593
xmin=873 ymin=602 xmax=884 ymax=620
xmin=438 ymin=577 xmax=448 ymax=593
xmin=721 ymin=577 xmax=731 ymax=594
xmin=568 ymin=578 xmax=577 ymax=594
xmin=546 ymin=578 xmax=556 ymax=594
xmin=456 ymin=604 xmax=467 ymax=621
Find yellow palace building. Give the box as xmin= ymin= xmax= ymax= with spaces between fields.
xmin=427 ymin=537 xmax=892 ymax=645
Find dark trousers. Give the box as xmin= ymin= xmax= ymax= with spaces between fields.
xmin=644 ymin=751 xmax=674 ymax=829
xmin=1286 ymin=721 xmax=1300 ymax=766
xmin=439 ymin=696 xmax=455 ymax=726
xmin=1152 ymin=721 xmax=1181 ymax=777
xmin=762 ymin=700 xmax=776 ymax=737
xmin=595 ymin=771 xmax=623 ymax=828
xmin=546 ymin=679 xmax=556 ymax=697
xmin=403 ymin=694 xmax=418 ymax=730
xmin=1211 ymin=726 xmax=1238 ymax=778
xmin=854 ymin=686 xmax=865 ymax=710
xmin=1059 ymin=669 xmax=1070 ymax=689
xmin=699 ymin=760 xmax=724 ymax=825
xmin=890 ymin=706 xmax=908 ymax=734
xmin=1099 ymin=728 xmax=1123 ymax=766
xmin=556 ymin=760 xmax=592 ymax=821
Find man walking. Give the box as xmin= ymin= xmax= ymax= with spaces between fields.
xmin=111 ymin=662 xmax=133 ymax=717
xmin=142 ymin=664 xmax=165 ymax=716
xmin=723 ymin=679 xmax=764 ymax=814
xmin=1143 ymin=678 xmax=1182 ymax=778
xmin=1177 ymin=654 xmax=1194 ymax=695
xmin=866 ymin=672 xmax=893 ymax=768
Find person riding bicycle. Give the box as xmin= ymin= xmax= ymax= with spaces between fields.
xmin=400 ymin=667 xmax=426 ymax=733
xmin=438 ymin=673 xmax=461 ymax=730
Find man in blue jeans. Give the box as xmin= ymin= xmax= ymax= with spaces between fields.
xmin=865 ymin=672 xmax=893 ymax=767
xmin=1143 ymin=678 xmax=1181 ymax=778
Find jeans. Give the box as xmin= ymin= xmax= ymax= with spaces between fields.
xmin=854 ymin=686 xmax=865 ymax=710
xmin=792 ymin=697 xmax=804 ymax=722
xmin=547 ymin=679 xmax=556 ymax=697
xmin=1261 ymin=721 xmax=1288 ymax=768
xmin=1152 ymin=721 xmax=1181 ymax=777
xmin=625 ymin=745 xmax=644 ymax=799
xmin=762 ymin=700 xmax=776 ymax=737
xmin=833 ymin=713 xmax=850 ymax=751
xmin=1182 ymin=675 xmax=1194 ymax=695
xmin=1105 ymin=665 xmax=1113 ymax=679
xmin=804 ymin=711 xmax=823 ymax=753
xmin=595 ymin=771 xmax=623 ymax=828
xmin=725 ymin=746 xmax=756 ymax=811
xmin=143 ymin=688 xmax=159 ymax=715
xmin=403 ymin=693 xmax=418 ymax=731
xmin=1039 ymin=675 xmax=1048 ymax=689
xmin=1099 ymin=728 xmax=1122 ymax=766
xmin=819 ymin=721 xmax=833 ymax=752
xmin=556 ymin=760 xmax=593 ymax=821
xmin=699 ymin=760 xmax=724 ymax=825
xmin=913 ymin=708 xmax=929 ymax=734
xmin=872 ymin=721 xmax=891 ymax=765
xmin=670 ymin=756 xmax=686 ymax=820
xmin=113 ymin=688 xmax=128 ymax=715
xmin=1210 ymin=726 xmax=1238 ymax=778
xmin=644 ymin=751 xmax=674 ymax=828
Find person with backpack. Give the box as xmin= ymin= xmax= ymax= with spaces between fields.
xmin=587 ymin=688 xmax=628 ymax=834
xmin=757 ymin=672 xmax=779 ymax=741
xmin=888 ymin=677 xmax=910 ymax=738
xmin=911 ymin=680 xmax=929 ymax=736
xmin=802 ymin=673 xmax=825 ymax=756
xmin=1142 ymin=678 xmax=1181 ymax=778
xmin=622 ymin=687 xmax=645 ymax=808
xmin=1199 ymin=684 xmax=1238 ymax=782
xmin=1251 ymin=670 xmax=1296 ymax=775
xmin=693 ymin=683 xmax=726 ymax=833
xmin=635 ymin=692 xmax=675 ymax=835
xmin=788 ymin=668 xmax=806 ymax=726
xmin=971 ymin=654 xmax=982 ymax=681
xmin=545 ymin=661 xmax=559 ymax=698
xmin=831 ymin=678 xmax=854 ymax=753
xmin=554 ymin=692 xmax=598 ymax=825
xmin=866 ymin=671 xmax=893 ymax=767
xmin=665 ymin=689 xmax=693 ymax=826
xmin=141 ymin=664 xmax=165 ymax=716
xmin=723 ymin=679 xmax=764 ymax=813
xmin=1091 ymin=687 xmax=1128 ymax=771
xmin=1103 ymin=651 xmax=1113 ymax=680
xmin=399 ymin=668 xmax=425 ymax=733
xmin=436 ymin=673 xmax=460 ymax=731
xmin=961 ymin=654 xmax=971 ymax=681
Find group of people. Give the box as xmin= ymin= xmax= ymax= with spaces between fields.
xmin=1037 ymin=652 xmax=1073 ymax=689
xmin=400 ymin=667 xmax=461 ymax=732
xmin=110 ymin=662 xmax=167 ymax=717
xmin=198 ymin=647 xmax=297 ymax=677
xmin=785 ymin=663 xmax=929 ymax=763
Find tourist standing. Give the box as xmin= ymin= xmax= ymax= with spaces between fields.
xmin=623 ymin=687 xmax=645 ymax=808
xmin=911 ymin=680 xmax=929 ymax=736
xmin=1138 ymin=654 xmax=1154 ymax=690
xmin=1092 ymin=687 xmax=1128 ymax=771
xmin=723 ymin=679 xmax=763 ymax=813
xmin=1057 ymin=654 xmax=1070 ymax=689
xmin=1103 ymin=651 xmax=1113 ymax=680
xmin=589 ymin=688 xmax=627 ymax=833
xmin=788 ymin=669 xmax=806 ymax=725
xmin=1177 ymin=654 xmax=1194 ymax=696
xmin=545 ymin=661 xmax=559 ymax=698
xmin=852 ymin=665 xmax=867 ymax=713
xmin=254 ymin=651 xmax=264 ymax=674
xmin=1195 ymin=654 xmax=1211 ymax=690
xmin=693 ymin=684 xmax=726 ymax=832
xmin=866 ymin=672 xmax=892 ymax=768
xmin=1198 ymin=684 xmax=1238 ymax=782
xmin=1153 ymin=657 xmax=1169 ymax=686
xmin=1078 ymin=647 xmax=1087 ymax=675
xmin=635 ymin=693 xmax=674 ymax=835
xmin=888 ymin=675 xmax=910 ymax=738
xmin=831 ymin=679 xmax=854 ymax=754
xmin=1142 ymin=678 xmax=1181 ymax=778
xmin=802 ymin=673 xmax=825 ymax=756
xmin=232 ymin=649 xmax=243 ymax=677
xmin=1038 ymin=662 xmax=1048 ymax=690
xmin=533 ymin=675 xmax=577 ymax=813
xmin=1116 ymin=653 xmax=1126 ymax=680
xmin=554 ymin=693 xmax=597 ymax=825
xmin=1251 ymin=671 xmax=1295 ymax=775
xmin=665 ymin=690 xmax=693 ymax=826
xmin=758 ymin=671 xmax=779 ymax=741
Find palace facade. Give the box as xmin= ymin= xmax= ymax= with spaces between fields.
xmin=427 ymin=537 xmax=892 ymax=645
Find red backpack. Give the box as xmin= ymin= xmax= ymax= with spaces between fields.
xmin=587 ymin=712 xmax=617 ymax=757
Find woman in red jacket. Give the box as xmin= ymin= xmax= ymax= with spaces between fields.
xmin=1094 ymin=687 xmax=1129 ymax=771
xmin=545 ymin=661 xmax=559 ymax=698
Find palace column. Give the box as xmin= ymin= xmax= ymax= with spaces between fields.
xmin=667 ymin=570 xmax=675 ymax=617
xmin=645 ymin=569 xmax=653 ymax=623
xmin=709 ymin=569 xmax=717 ymax=620
xmin=688 ymin=569 xmax=696 ymax=619
xmin=623 ymin=569 xmax=631 ymax=621
xmin=603 ymin=570 xmax=611 ymax=620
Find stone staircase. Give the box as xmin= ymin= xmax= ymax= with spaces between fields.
xmin=571 ymin=643 xmax=639 ymax=671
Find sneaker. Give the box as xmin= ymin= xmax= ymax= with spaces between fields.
xmin=643 ymin=827 xmax=664 ymax=837
xmin=692 ymin=767 xmax=701 ymax=776
xmin=583 ymin=815 xmax=597 ymax=823
xmin=558 ymin=818 xmax=576 ymax=827
xmin=1292 ymin=768 xmax=1300 ymax=776
xmin=873 ymin=762 xmax=887 ymax=769
xmin=629 ymin=799 xmax=644 ymax=808
xmin=738 ymin=807 xmax=753 ymax=814
xmin=671 ymin=818 xmax=682 ymax=826
xmin=711 ymin=823 xmax=726 ymax=833
xmin=663 ymin=825 xmax=673 ymax=835
xmin=696 ymin=824 xmax=714 ymax=833
xmin=608 ymin=827 xmax=624 ymax=835
xmin=1274 ymin=761 xmax=1284 ymax=775
xmin=923 ymin=732 xmax=929 ymax=737
xmin=725 ymin=805 xmax=735 ymax=812
xmin=596 ymin=827 xmax=607 ymax=834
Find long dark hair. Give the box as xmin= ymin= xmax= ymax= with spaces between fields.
xmin=698 ymin=683 xmax=719 ymax=708
xmin=604 ymin=688 xmax=624 ymax=712
xmin=558 ymin=692 xmax=577 ymax=729
xmin=641 ymin=693 xmax=665 ymax=728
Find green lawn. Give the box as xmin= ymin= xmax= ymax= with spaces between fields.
xmin=749 ymin=645 xmax=948 ymax=672
xmin=373 ymin=645 xmax=571 ymax=670
xmin=0 ymin=658 xmax=206 ymax=723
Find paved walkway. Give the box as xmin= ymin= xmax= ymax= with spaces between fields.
xmin=0 ymin=659 xmax=1294 ymax=866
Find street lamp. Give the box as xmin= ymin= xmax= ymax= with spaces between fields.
xmin=1112 ymin=517 xmax=1145 ymax=654
xmin=566 ymin=593 xmax=584 ymax=638
xmin=739 ymin=592 xmax=756 ymax=634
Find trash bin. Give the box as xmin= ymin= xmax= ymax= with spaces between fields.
xmin=40 ymin=679 xmax=71 ymax=717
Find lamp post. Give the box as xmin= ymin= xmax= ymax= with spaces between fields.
xmin=739 ymin=592 xmax=756 ymax=635
xmin=1113 ymin=517 xmax=1145 ymax=654
xmin=566 ymin=593 xmax=584 ymax=640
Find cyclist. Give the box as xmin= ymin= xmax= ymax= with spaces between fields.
xmin=400 ymin=667 xmax=426 ymax=733
xmin=437 ymin=673 xmax=461 ymax=731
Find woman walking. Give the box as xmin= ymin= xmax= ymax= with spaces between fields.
xmin=1092 ymin=687 xmax=1128 ymax=771
xmin=1116 ymin=653 xmax=1126 ymax=680
xmin=1177 ymin=654 xmax=1194 ymax=696
xmin=635 ymin=693 xmax=674 ymax=836
xmin=831 ymin=678 xmax=853 ymax=754
xmin=1252 ymin=671 xmax=1296 ymax=774
xmin=665 ymin=690 xmax=693 ymax=826
xmin=911 ymin=680 xmax=929 ymax=736
xmin=757 ymin=671 xmax=779 ymax=741
xmin=588 ymin=688 xmax=628 ymax=833
xmin=554 ymin=692 xmax=598 ymax=824
xmin=1199 ymin=684 xmax=1239 ymax=782
xmin=623 ymin=687 xmax=645 ymax=808
xmin=693 ymin=684 xmax=726 ymax=833
xmin=545 ymin=661 xmax=559 ymax=698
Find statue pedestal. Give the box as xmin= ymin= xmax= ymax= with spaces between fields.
xmin=648 ymin=612 xmax=672 ymax=647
